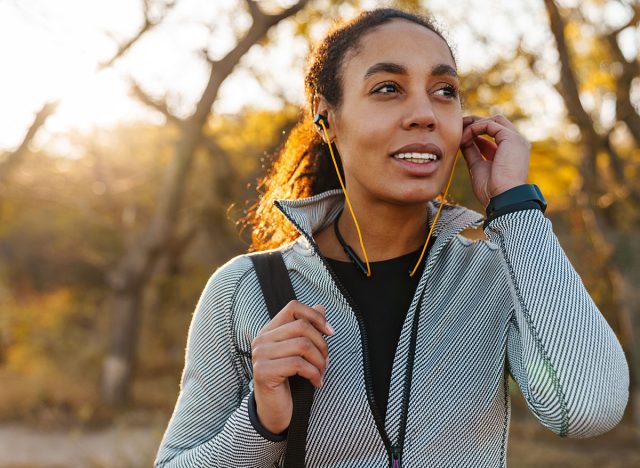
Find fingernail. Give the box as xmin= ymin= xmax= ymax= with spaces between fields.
xmin=325 ymin=322 xmax=335 ymax=335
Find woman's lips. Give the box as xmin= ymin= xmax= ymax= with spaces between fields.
xmin=391 ymin=156 xmax=440 ymax=176
xmin=391 ymin=142 xmax=442 ymax=158
xmin=389 ymin=143 xmax=442 ymax=176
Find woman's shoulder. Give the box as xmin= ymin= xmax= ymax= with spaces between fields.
xmin=204 ymin=253 xmax=254 ymax=291
xmin=200 ymin=243 xmax=297 ymax=302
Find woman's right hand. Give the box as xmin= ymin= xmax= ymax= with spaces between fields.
xmin=251 ymin=300 xmax=335 ymax=435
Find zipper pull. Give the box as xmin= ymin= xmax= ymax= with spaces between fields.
xmin=391 ymin=445 xmax=402 ymax=468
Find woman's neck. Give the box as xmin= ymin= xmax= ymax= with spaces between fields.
xmin=315 ymin=197 xmax=431 ymax=262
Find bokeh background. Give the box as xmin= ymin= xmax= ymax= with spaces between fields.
xmin=0 ymin=0 xmax=638 ymax=466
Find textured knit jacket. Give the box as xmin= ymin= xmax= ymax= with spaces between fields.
xmin=155 ymin=188 xmax=629 ymax=468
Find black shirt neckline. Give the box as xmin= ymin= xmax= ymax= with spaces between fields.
xmin=323 ymin=246 xmax=425 ymax=266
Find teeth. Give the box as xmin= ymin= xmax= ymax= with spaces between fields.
xmin=393 ymin=152 xmax=438 ymax=162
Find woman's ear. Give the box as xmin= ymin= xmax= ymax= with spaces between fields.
xmin=312 ymin=94 xmax=336 ymax=142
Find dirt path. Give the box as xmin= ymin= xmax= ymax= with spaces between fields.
xmin=0 ymin=423 xmax=163 ymax=468
xmin=0 ymin=416 xmax=638 ymax=467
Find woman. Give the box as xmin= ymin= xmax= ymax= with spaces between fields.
xmin=155 ymin=8 xmax=629 ymax=467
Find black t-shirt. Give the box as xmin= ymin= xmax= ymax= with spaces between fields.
xmin=324 ymin=237 xmax=434 ymax=419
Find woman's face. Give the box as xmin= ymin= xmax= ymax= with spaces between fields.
xmin=323 ymin=19 xmax=463 ymax=206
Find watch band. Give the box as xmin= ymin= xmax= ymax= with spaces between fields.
xmin=484 ymin=184 xmax=547 ymax=228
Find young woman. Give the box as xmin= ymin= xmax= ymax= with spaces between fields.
xmin=155 ymin=8 xmax=629 ymax=467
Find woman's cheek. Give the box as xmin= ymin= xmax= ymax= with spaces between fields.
xmin=450 ymin=124 xmax=463 ymax=156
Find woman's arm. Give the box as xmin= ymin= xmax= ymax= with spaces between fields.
xmin=485 ymin=208 xmax=629 ymax=438
xmin=154 ymin=256 xmax=286 ymax=467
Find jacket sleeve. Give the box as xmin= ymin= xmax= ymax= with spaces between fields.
xmin=484 ymin=208 xmax=629 ymax=438
xmin=154 ymin=256 xmax=286 ymax=467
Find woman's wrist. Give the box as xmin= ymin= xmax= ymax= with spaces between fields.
xmin=248 ymin=391 xmax=288 ymax=442
xmin=484 ymin=184 xmax=547 ymax=229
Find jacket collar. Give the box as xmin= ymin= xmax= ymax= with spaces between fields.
xmin=274 ymin=189 xmax=484 ymax=255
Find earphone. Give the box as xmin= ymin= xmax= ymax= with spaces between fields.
xmin=313 ymin=113 xmax=460 ymax=277
xmin=313 ymin=113 xmax=329 ymax=129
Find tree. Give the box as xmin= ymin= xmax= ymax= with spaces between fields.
xmin=542 ymin=0 xmax=640 ymax=426
xmin=101 ymin=0 xmax=310 ymax=406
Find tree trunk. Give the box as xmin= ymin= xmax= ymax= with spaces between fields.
xmin=101 ymin=291 xmax=143 ymax=405
xmin=101 ymin=123 xmax=201 ymax=406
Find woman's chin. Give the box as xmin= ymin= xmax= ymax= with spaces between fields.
xmin=382 ymin=187 xmax=441 ymax=206
xmin=402 ymin=183 xmax=442 ymax=201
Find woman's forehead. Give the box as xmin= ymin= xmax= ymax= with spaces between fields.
xmin=342 ymin=19 xmax=455 ymax=76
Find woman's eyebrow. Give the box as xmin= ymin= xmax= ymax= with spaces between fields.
xmin=363 ymin=62 xmax=407 ymax=80
xmin=432 ymin=64 xmax=458 ymax=79
xmin=363 ymin=62 xmax=459 ymax=80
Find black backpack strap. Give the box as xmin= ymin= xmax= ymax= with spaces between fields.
xmin=250 ymin=251 xmax=297 ymax=319
xmin=250 ymin=251 xmax=315 ymax=468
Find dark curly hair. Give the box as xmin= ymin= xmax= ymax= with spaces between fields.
xmin=242 ymin=8 xmax=455 ymax=251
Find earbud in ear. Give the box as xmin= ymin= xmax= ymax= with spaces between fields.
xmin=313 ymin=114 xmax=329 ymax=129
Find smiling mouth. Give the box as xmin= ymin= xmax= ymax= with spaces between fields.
xmin=392 ymin=152 xmax=438 ymax=163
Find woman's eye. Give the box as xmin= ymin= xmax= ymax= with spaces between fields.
xmin=373 ymin=83 xmax=399 ymax=95
xmin=434 ymin=85 xmax=459 ymax=99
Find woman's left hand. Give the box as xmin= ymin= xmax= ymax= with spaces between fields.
xmin=460 ymin=114 xmax=531 ymax=208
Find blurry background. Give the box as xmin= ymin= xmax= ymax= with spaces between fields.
xmin=0 ymin=0 xmax=638 ymax=466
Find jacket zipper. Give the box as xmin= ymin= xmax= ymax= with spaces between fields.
xmin=274 ymin=201 xmax=426 ymax=467
xmin=317 ymin=249 xmax=425 ymax=468
xmin=391 ymin=444 xmax=402 ymax=468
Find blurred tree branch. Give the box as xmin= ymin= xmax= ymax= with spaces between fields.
xmin=544 ymin=0 xmax=640 ymax=205
xmin=603 ymin=11 xmax=640 ymax=146
xmin=0 ymin=101 xmax=58 ymax=186
xmin=98 ymin=0 xmax=176 ymax=70
xmin=128 ymin=79 xmax=183 ymax=126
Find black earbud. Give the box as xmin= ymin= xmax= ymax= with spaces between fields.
xmin=313 ymin=114 xmax=329 ymax=129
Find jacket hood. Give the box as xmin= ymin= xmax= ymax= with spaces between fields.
xmin=273 ymin=188 xmax=485 ymax=256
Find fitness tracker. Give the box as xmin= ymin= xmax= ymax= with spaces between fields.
xmin=484 ymin=184 xmax=547 ymax=228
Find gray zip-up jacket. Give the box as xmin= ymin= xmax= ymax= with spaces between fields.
xmin=155 ymin=188 xmax=629 ymax=467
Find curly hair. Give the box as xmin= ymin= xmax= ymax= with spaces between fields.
xmin=241 ymin=8 xmax=455 ymax=251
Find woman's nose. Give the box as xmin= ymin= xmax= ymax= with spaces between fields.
xmin=402 ymin=96 xmax=436 ymax=130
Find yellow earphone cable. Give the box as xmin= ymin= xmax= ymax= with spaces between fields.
xmin=318 ymin=119 xmax=372 ymax=277
xmin=409 ymin=150 xmax=460 ymax=277
xmin=318 ymin=119 xmax=460 ymax=278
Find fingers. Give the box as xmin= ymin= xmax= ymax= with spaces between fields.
xmin=462 ymin=114 xmax=518 ymax=146
xmin=257 ymin=319 xmax=330 ymax=360
xmin=261 ymin=300 xmax=334 ymax=336
xmin=473 ymin=136 xmax=498 ymax=161
xmin=254 ymin=356 xmax=325 ymax=388
xmin=263 ymin=336 xmax=327 ymax=366
xmin=461 ymin=118 xmax=511 ymax=147
xmin=252 ymin=300 xmax=334 ymax=389
xmin=459 ymin=137 xmax=484 ymax=168
xmin=254 ymin=337 xmax=327 ymax=381
xmin=463 ymin=114 xmax=517 ymax=131
xmin=462 ymin=114 xmax=531 ymax=160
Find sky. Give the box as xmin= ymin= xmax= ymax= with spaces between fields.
xmin=0 ymin=0 xmax=635 ymax=152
